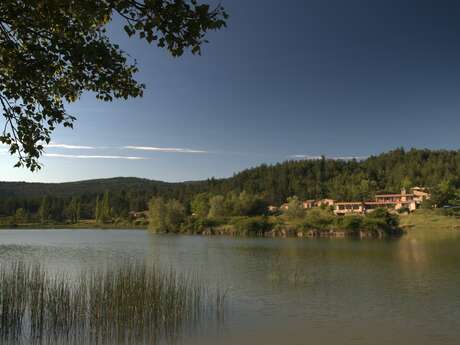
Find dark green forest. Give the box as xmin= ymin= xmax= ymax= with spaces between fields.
xmin=1 ymin=148 xmax=460 ymax=223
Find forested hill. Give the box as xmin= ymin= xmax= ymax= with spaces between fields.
xmin=213 ymin=148 xmax=460 ymax=204
xmin=0 ymin=177 xmax=199 ymax=216
xmin=0 ymin=177 xmax=177 ymax=199
xmin=1 ymin=148 xmax=460 ymax=216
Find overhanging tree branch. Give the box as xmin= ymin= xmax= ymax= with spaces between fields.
xmin=0 ymin=0 xmax=227 ymax=171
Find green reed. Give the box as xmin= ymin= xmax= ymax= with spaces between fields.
xmin=0 ymin=261 xmax=226 ymax=345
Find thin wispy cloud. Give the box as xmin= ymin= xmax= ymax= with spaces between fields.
xmin=289 ymin=154 xmax=368 ymax=161
xmin=44 ymin=153 xmax=147 ymax=160
xmin=47 ymin=143 xmax=96 ymax=149
xmin=290 ymin=155 xmax=323 ymax=160
xmin=123 ymin=146 xmax=208 ymax=154
xmin=45 ymin=143 xmax=208 ymax=154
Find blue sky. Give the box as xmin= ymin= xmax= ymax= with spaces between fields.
xmin=1 ymin=0 xmax=460 ymax=182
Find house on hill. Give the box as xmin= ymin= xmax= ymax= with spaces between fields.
xmin=280 ymin=187 xmax=430 ymax=216
xmin=268 ymin=205 xmax=279 ymax=213
xmin=411 ymin=187 xmax=430 ymax=203
xmin=302 ymin=200 xmax=316 ymax=209
xmin=334 ymin=202 xmax=365 ymax=215
xmin=129 ymin=211 xmax=148 ymax=220
xmin=315 ymin=199 xmax=335 ymax=207
xmin=333 ymin=188 xmax=427 ymax=215
xmin=375 ymin=188 xmax=414 ymax=203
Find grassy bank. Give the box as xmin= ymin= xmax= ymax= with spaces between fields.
xmin=163 ymin=208 xmax=403 ymax=238
xmin=400 ymin=209 xmax=460 ymax=233
xmin=4 ymin=210 xmax=460 ymax=239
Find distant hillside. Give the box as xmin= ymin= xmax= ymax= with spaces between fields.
xmin=0 ymin=177 xmax=175 ymax=198
xmin=1 ymin=148 xmax=460 ymax=217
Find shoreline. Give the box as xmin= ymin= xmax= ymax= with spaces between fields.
xmin=2 ymin=211 xmax=460 ymax=238
xmin=0 ymin=223 xmax=402 ymax=238
xmin=0 ymin=222 xmax=146 ymax=230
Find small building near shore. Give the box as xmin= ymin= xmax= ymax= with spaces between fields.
xmin=364 ymin=200 xmax=416 ymax=213
xmin=315 ymin=199 xmax=335 ymax=207
xmin=334 ymin=202 xmax=365 ymax=215
xmin=411 ymin=187 xmax=430 ymax=203
xmin=268 ymin=205 xmax=279 ymax=213
xmin=334 ymin=188 xmax=422 ymax=215
xmin=285 ymin=187 xmax=430 ymax=216
xmin=302 ymin=200 xmax=316 ymax=209
xmin=129 ymin=211 xmax=148 ymax=220
xmin=280 ymin=203 xmax=289 ymax=211
xmin=375 ymin=188 xmax=415 ymax=203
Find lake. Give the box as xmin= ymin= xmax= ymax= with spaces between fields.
xmin=1 ymin=229 xmax=460 ymax=345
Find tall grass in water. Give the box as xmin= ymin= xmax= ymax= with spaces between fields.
xmin=0 ymin=261 xmax=226 ymax=345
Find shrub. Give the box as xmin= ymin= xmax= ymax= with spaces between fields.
xmin=436 ymin=207 xmax=460 ymax=217
xmin=230 ymin=216 xmax=272 ymax=236
xmin=281 ymin=196 xmax=305 ymax=219
xmin=148 ymin=197 xmax=186 ymax=233
xmin=181 ymin=217 xmax=218 ymax=234
xmin=303 ymin=208 xmax=335 ymax=231
xmin=421 ymin=199 xmax=435 ymax=209
xmin=364 ymin=208 xmax=400 ymax=234
xmin=397 ymin=207 xmax=410 ymax=214
xmin=341 ymin=215 xmax=363 ymax=234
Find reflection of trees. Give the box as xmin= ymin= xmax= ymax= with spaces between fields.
xmin=397 ymin=230 xmax=460 ymax=266
xmin=145 ymin=234 xmax=460 ymax=343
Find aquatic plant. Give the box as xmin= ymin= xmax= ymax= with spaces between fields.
xmin=0 ymin=261 xmax=226 ymax=345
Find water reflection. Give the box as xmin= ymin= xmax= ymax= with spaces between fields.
xmin=0 ymin=229 xmax=459 ymax=345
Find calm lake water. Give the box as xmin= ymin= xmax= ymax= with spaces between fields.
xmin=1 ymin=229 xmax=460 ymax=345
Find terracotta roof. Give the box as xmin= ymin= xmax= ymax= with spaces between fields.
xmin=365 ymin=201 xmax=396 ymax=205
xmin=366 ymin=200 xmax=415 ymax=205
xmin=375 ymin=194 xmax=414 ymax=197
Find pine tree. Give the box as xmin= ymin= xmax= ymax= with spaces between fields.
xmin=76 ymin=199 xmax=81 ymax=223
xmin=95 ymin=196 xmax=101 ymax=224
xmin=38 ymin=196 xmax=50 ymax=224
xmin=101 ymin=191 xmax=111 ymax=223
xmin=67 ymin=197 xmax=81 ymax=224
xmin=67 ymin=198 xmax=76 ymax=223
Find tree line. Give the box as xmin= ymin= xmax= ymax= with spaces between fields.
xmin=2 ymin=148 xmax=460 ymax=224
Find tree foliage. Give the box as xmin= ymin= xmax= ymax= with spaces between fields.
xmin=38 ymin=195 xmax=50 ymax=224
xmin=206 ymin=192 xmax=267 ymax=219
xmin=362 ymin=208 xmax=400 ymax=234
xmin=302 ymin=208 xmax=334 ymax=230
xmin=66 ymin=197 xmax=80 ymax=223
xmin=148 ymin=197 xmax=186 ymax=233
xmin=207 ymin=195 xmax=226 ymax=219
xmin=282 ymin=196 xmax=305 ymax=219
xmin=0 ymin=0 xmax=227 ymax=170
xmin=190 ymin=193 xmax=210 ymax=218
xmin=4 ymin=149 xmax=460 ymax=223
